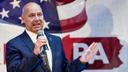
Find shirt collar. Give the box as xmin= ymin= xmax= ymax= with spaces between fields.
xmin=26 ymin=29 xmax=37 ymax=43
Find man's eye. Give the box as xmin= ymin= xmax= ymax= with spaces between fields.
xmin=38 ymin=13 xmax=42 ymax=16
xmin=29 ymin=14 xmax=35 ymax=17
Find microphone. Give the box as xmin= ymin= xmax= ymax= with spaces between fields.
xmin=37 ymin=29 xmax=48 ymax=53
xmin=37 ymin=29 xmax=51 ymax=72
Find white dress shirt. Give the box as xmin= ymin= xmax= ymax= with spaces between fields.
xmin=26 ymin=30 xmax=52 ymax=71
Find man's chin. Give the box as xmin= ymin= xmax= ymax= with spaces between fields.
xmin=34 ymin=25 xmax=43 ymax=29
xmin=33 ymin=28 xmax=42 ymax=32
xmin=33 ymin=26 xmax=41 ymax=29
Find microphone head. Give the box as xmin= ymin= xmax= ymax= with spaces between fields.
xmin=37 ymin=28 xmax=44 ymax=37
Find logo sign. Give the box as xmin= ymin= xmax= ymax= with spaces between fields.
xmin=62 ymin=35 xmax=122 ymax=69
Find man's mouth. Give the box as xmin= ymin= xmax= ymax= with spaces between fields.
xmin=32 ymin=23 xmax=42 ymax=29
xmin=33 ymin=23 xmax=41 ymax=26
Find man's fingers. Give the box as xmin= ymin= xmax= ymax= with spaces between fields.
xmin=80 ymin=42 xmax=98 ymax=63
xmin=85 ymin=42 xmax=98 ymax=59
xmin=89 ymin=42 xmax=98 ymax=54
xmin=88 ymin=42 xmax=97 ymax=51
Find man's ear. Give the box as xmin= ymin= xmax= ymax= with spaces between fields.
xmin=20 ymin=16 xmax=24 ymax=24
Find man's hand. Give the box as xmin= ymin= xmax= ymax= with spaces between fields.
xmin=34 ymin=36 xmax=47 ymax=55
xmin=80 ymin=42 xmax=98 ymax=63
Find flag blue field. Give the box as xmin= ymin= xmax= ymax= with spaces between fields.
xmin=0 ymin=0 xmax=61 ymax=32
xmin=0 ymin=0 xmax=87 ymax=33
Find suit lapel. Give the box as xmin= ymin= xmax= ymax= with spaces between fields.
xmin=45 ymin=33 xmax=56 ymax=71
xmin=21 ymin=31 xmax=57 ymax=71
xmin=21 ymin=31 xmax=34 ymax=51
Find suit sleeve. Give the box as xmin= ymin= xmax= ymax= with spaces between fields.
xmin=63 ymin=49 xmax=88 ymax=72
xmin=57 ymin=37 xmax=88 ymax=72
xmin=6 ymin=41 xmax=40 ymax=72
xmin=65 ymin=57 xmax=88 ymax=72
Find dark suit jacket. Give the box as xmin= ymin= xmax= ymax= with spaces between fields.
xmin=6 ymin=31 xmax=87 ymax=72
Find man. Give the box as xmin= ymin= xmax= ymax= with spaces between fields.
xmin=6 ymin=2 xmax=97 ymax=72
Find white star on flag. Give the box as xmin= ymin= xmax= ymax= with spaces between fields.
xmin=43 ymin=21 xmax=50 ymax=29
xmin=0 ymin=8 xmax=9 ymax=19
xmin=40 ymin=0 xmax=47 ymax=3
xmin=10 ymin=0 xmax=20 ymax=9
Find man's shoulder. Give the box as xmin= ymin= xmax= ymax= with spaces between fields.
xmin=7 ymin=31 xmax=25 ymax=44
xmin=45 ymin=32 xmax=61 ymax=39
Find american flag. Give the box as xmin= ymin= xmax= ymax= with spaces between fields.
xmin=0 ymin=0 xmax=87 ymax=33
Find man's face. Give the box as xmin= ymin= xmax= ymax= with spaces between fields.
xmin=22 ymin=4 xmax=44 ymax=33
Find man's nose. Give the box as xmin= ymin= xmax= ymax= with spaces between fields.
xmin=34 ymin=15 xmax=40 ymax=21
